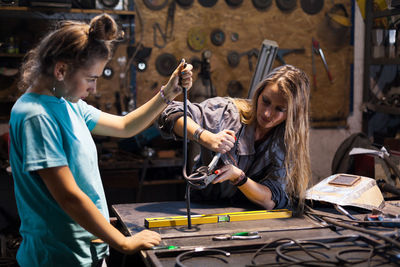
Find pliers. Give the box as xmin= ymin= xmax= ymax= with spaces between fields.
xmin=212 ymin=231 xmax=261 ymax=241
xmin=312 ymin=37 xmax=333 ymax=90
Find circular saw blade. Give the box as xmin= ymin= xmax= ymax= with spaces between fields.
xmin=227 ymin=51 xmax=240 ymax=67
xmin=155 ymin=53 xmax=178 ymax=77
xmin=251 ymin=0 xmax=272 ymax=10
xmin=187 ymin=27 xmax=207 ymax=51
xmin=99 ymin=0 xmax=120 ymax=8
xmin=300 ymin=0 xmax=324 ymax=15
xmin=225 ymin=0 xmax=243 ymax=7
xmin=210 ymin=29 xmax=225 ymax=46
xmin=198 ymin=0 xmax=218 ymax=7
xmin=176 ymin=0 xmax=194 ymax=8
xmin=227 ymin=80 xmax=244 ymax=97
xmin=142 ymin=0 xmax=169 ymax=10
xmin=276 ymin=0 xmax=296 ymax=11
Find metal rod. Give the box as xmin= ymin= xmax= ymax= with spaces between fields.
xmin=183 ymin=85 xmax=192 ymax=229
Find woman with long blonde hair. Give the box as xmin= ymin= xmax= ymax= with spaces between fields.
xmin=158 ymin=64 xmax=310 ymax=212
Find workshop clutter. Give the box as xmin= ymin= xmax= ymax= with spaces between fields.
xmin=371 ymin=27 xmax=400 ymax=59
xmin=331 ymin=132 xmax=400 ymax=199
xmin=135 ymin=0 xmax=352 ymax=128
xmin=317 ymin=3 xmax=351 ymax=52
xmin=369 ymin=0 xmax=400 ymax=59
xmin=306 ymin=173 xmax=385 ymax=211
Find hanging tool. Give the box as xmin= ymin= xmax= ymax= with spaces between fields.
xmin=312 ymin=37 xmax=333 ymax=88
xmin=276 ymin=48 xmax=305 ymax=65
xmin=153 ymin=0 xmax=176 ymax=48
xmin=311 ymin=40 xmax=317 ymax=90
xmin=212 ymin=231 xmax=261 ymax=241
xmin=227 ymin=48 xmax=259 ymax=70
xmin=190 ymin=50 xmax=215 ymax=102
xmin=246 ymin=48 xmax=259 ymax=71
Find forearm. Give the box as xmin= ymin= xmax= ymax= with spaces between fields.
xmin=93 ymin=61 xmax=192 ymax=138
xmin=122 ymin=92 xmax=168 ymax=137
xmin=59 ymin=191 xmax=130 ymax=253
xmin=39 ymin=167 xmax=141 ymax=253
xmin=237 ymin=178 xmax=276 ymax=210
xmin=173 ymin=117 xmax=211 ymax=147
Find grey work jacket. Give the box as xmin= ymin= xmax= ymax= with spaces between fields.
xmin=158 ymin=97 xmax=289 ymax=209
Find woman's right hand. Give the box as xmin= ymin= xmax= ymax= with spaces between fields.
xmin=200 ymin=129 xmax=236 ymax=154
xmin=122 ymin=229 xmax=161 ymax=254
xmin=162 ymin=59 xmax=193 ymax=102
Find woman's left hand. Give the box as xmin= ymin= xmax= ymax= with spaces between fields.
xmin=163 ymin=59 xmax=193 ymax=102
xmin=212 ymin=164 xmax=244 ymax=184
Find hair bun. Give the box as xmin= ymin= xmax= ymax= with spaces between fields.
xmin=89 ymin=14 xmax=118 ymax=41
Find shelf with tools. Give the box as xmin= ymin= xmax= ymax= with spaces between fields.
xmin=362 ymin=0 xmax=400 ymax=133
xmin=0 ymin=6 xmax=136 ymax=122
xmin=373 ymin=8 xmax=400 ymax=18
xmin=371 ymin=58 xmax=400 ymax=65
xmin=364 ymin=102 xmax=400 ymax=116
xmin=0 ymin=53 xmax=25 ymax=58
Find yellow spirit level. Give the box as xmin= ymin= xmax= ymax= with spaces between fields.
xmin=144 ymin=209 xmax=292 ymax=228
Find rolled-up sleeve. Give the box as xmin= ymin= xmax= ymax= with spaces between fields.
xmin=157 ymin=97 xmax=241 ymax=140
xmin=257 ymin=134 xmax=289 ymax=209
xmin=260 ymin=173 xmax=289 ymax=209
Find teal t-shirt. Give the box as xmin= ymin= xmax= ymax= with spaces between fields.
xmin=9 ymin=93 xmax=109 ymax=267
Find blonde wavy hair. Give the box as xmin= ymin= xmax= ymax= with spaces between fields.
xmin=232 ymin=65 xmax=311 ymax=211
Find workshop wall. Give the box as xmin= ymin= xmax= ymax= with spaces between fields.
xmin=133 ymin=0 xmax=353 ymax=128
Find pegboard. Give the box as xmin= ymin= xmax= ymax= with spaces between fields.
xmin=133 ymin=0 xmax=353 ymax=128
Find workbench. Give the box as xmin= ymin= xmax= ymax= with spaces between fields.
xmin=112 ymin=201 xmax=400 ymax=266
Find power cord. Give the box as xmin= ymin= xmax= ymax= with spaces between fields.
xmin=175 ymin=247 xmax=230 ymax=267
